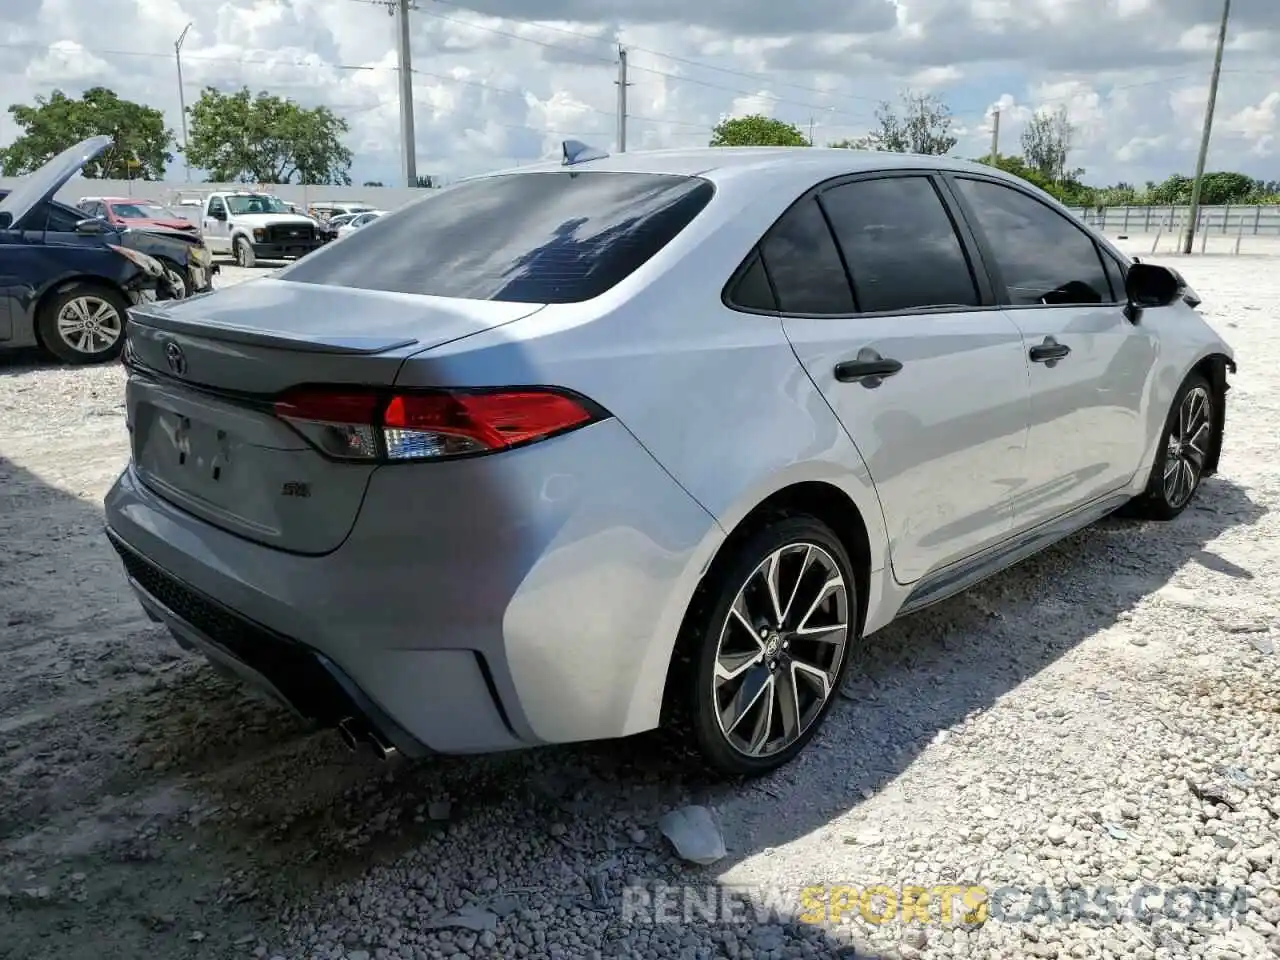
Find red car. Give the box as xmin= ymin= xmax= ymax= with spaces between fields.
xmin=76 ymin=196 xmax=201 ymax=236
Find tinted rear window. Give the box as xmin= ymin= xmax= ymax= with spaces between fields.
xmin=281 ymin=171 xmax=715 ymax=303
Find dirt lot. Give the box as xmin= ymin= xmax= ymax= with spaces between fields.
xmin=1 ymin=250 xmax=1277 ymax=960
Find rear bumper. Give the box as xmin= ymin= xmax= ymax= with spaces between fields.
xmin=103 ymin=418 xmax=722 ymax=753
xmin=107 ymin=528 xmax=426 ymax=756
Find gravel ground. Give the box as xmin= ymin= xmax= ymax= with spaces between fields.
xmin=1 ymin=247 xmax=1277 ymax=960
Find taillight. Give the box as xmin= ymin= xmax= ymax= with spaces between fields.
xmin=272 ymin=385 xmax=606 ymax=462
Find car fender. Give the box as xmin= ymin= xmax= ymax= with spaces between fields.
xmin=1133 ymin=304 xmax=1236 ymax=484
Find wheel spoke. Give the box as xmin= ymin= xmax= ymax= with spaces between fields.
xmin=1187 ymin=421 xmax=1211 ymax=458
xmin=743 ymin=675 xmax=776 ymax=755
xmin=794 ymin=575 xmax=845 ymax=636
xmin=720 ymin=664 xmax=772 ymax=735
xmin=763 ymin=551 xmax=785 ymax=627
xmin=728 ymin=594 xmax=760 ymax=640
xmin=791 ymin=659 xmax=832 ymax=700
xmin=778 ymin=545 xmax=812 ymax=627
xmin=774 ymin=667 xmax=802 ymax=745
xmin=715 ymin=648 xmax=761 ymax=683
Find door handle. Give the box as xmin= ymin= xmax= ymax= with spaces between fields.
xmin=834 ymin=356 xmax=903 ymax=383
xmin=1028 ymin=337 xmax=1070 ymax=364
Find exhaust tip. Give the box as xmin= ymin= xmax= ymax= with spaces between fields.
xmin=337 ymin=716 xmax=399 ymax=760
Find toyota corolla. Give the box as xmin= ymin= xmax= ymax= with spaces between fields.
xmin=103 ymin=142 xmax=1234 ymax=776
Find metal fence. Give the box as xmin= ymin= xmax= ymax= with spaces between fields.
xmin=1064 ymin=205 xmax=1280 ymax=236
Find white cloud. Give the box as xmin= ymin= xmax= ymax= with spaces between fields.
xmin=0 ymin=0 xmax=1276 ymax=185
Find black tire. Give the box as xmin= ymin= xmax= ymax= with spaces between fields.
xmin=678 ymin=514 xmax=858 ymax=778
xmin=36 ymin=282 xmax=129 ymax=365
xmin=233 ymin=236 xmax=257 ymax=268
xmin=1124 ymin=372 xmax=1216 ymax=521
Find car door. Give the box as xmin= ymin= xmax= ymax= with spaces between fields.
xmin=204 ymin=196 xmax=230 ymax=252
xmin=945 ymin=174 xmax=1155 ymax=530
xmin=25 ymin=201 xmax=103 ymax=250
xmin=768 ymin=173 xmax=1031 ymax=585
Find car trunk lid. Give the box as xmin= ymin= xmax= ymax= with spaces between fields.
xmin=124 ymin=279 xmax=544 ymax=553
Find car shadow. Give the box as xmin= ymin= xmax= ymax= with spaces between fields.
xmin=0 ymin=430 xmax=1264 ymax=959
xmin=0 ymin=346 xmax=52 ymax=376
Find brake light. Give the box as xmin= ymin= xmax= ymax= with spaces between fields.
xmin=272 ymin=385 xmax=605 ymax=462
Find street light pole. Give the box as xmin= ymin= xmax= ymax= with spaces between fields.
xmin=1182 ymin=0 xmax=1232 ymax=254
xmin=175 ymin=22 xmax=193 ymax=182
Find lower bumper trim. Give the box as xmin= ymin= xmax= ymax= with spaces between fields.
xmin=104 ymin=525 xmax=429 ymax=758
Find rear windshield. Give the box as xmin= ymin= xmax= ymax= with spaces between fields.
xmin=279 ymin=171 xmax=715 ymax=303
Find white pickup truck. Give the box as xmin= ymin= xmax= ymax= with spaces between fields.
xmin=195 ymin=191 xmax=324 ymax=267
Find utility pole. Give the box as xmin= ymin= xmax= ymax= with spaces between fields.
xmin=1182 ymin=0 xmax=1232 ymax=254
xmin=988 ymin=108 xmax=1000 ymax=163
xmin=391 ymin=0 xmax=418 ymax=187
xmin=809 ymin=116 xmax=815 ymax=146
xmin=615 ymin=46 xmax=629 ymax=152
xmin=175 ymin=22 xmax=193 ymax=181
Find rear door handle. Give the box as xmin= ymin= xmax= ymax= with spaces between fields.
xmin=1029 ymin=337 xmax=1070 ymax=364
xmin=834 ymin=356 xmax=903 ymax=383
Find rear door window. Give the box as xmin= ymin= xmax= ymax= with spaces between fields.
xmin=757 ymin=197 xmax=855 ymax=314
xmin=819 ymin=176 xmax=979 ymax=313
xmin=280 ymin=171 xmax=715 ymax=303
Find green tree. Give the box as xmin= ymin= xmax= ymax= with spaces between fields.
xmin=1147 ymin=174 xmax=1194 ymax=205
xmin=0 ymin=87 xmax=173 ymax=178
xmin=185 ymin=87 xmax=352 ymax=184
xmin=1199 ymin=172 xmax=1260 ymax=204
xmin=1020 ymin=106 xmax=1074 ymax=182
xmin=833 ymin=91 xmax=956 ymax=155
xmin=415 ymin=175 xmax=436 ymax=188
xmin=977 ymin=154 xmax=1095 ymax=205
xmin=710 ymin=115 xmax=809 ymax=147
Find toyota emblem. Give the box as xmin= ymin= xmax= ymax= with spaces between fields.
xmin=165 ymin=341 xmax=187 ymax=375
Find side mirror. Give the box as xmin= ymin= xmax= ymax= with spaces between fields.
xmin=75 ymin=218 xmax=108 ymax=235
xmin=1125 ymin=262 xmax=1180 ymax=310
xmin=210 ymin=209 xmax=226 ymax=221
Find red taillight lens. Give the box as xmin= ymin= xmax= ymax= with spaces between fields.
xmin=272 ymin=386 xmax=603 ymax=462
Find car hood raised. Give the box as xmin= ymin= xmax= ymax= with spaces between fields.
xmin=0 ymin=135 xmax=112 ymax=229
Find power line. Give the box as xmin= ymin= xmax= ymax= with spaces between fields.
xmin=418 ymin=0 xmax=890 ymax=108
xmin=365 ymin=1 xmax=876 ymax=122
xmin=0 ymin=39 xmax=711 ymax=134
xmin=2 ymin=35 xmax=1274 ymax=148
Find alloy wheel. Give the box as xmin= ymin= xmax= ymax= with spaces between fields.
xmin=712 ymin=542 xmax=850 ymax=759
xmin=1163 ymin=385 xmax=1212 ymax=509
xmin=55 ymin=296 xmax=123 ymax=355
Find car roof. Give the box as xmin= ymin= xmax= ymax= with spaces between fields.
xmin=472 ymin=146 xmax=1019 ymax=186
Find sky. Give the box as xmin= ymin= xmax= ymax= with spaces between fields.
xmin=0 ymin=0 xmax=1278 ymax=188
